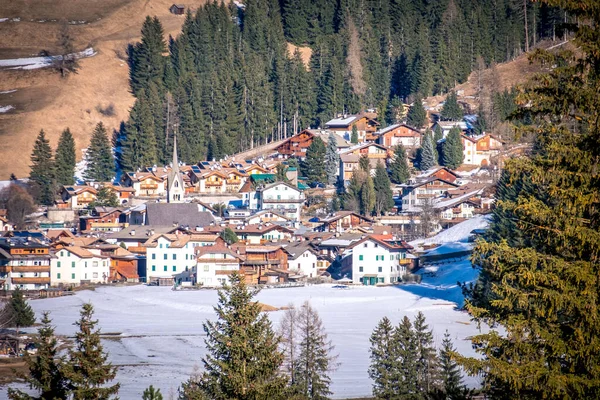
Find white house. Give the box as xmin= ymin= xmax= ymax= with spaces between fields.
xmin=59 ymin=186 xmax=98 ymax=209
xmin=461 ymin=134 xmax=504 ymax=166
xmin=194 ymin=244 xmax=242 ymax=287
xmin=51 ymin=246 xmax=110 ymax=286
xmin=343 ymin=235 xmax=413 ymax=285
xmin=284 ymin=242 xmax=319 ymax=278
xmin=257 ymin=182 xmax=304 ymax=221
xmin=232 ymin=223 xmax=294 ymax=245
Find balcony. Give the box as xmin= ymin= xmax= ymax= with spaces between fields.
xmin=243 ymin=259 xmax=282 ymax=266
xmin=12 ymin=266 xmax=50 ymax=273
xmin=78 ymin=196 xmax=95 ymax=203
xmin=90 ymin=222 xmax=124 ymax=228
xmin=262 ymin=198 xmax=304 ymax=204
xmin=11 ymin=277 xmax=51 ymax=285
xmin=226 ymin=179 xmax=240 ymax=185
xmin=141 ymin=184 xmax=158 ymax=190
xmin=205 ymin=181 xmax=223 ymax=187
xmin=399 ymin=258 xmax=411 ymax=265
xmin=127 ymin=246 xmax=147 ymax=254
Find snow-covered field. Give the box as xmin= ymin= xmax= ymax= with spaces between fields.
xmin=0 ymin=277 xmax=486 ymax=399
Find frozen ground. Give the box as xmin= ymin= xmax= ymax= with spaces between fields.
xmin=0 ymin=280 xmax=486 ymax=399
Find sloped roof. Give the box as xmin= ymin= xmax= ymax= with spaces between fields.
xmin=284 ymin=241 xmax=318 ymax=260
xmin=145 ymin=203 xmax=215 ymax=227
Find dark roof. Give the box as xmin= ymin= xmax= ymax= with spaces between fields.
xmin=145 ymin=203 xmax=215 ymax=228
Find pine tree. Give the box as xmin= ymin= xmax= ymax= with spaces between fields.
xmin=360 ymin=174 xmax=375 ymax=217
xmin=437 ymin=331 xmax=470 ymax=400
xmin=303 ymin=137 xmax=326 ymax=184
xmin=84 ymin=122 xmax=114 ymax=182
xmin=413 ymin=311 xmax=439 ymax=394
xmin=185 ymin=272 xmax=287 ymax=399
xmin=393 ymin=316 xmax=418 ymax=397
xmin=419 ymin=131 xmax=437 ymax=171
xmin=441 ymin=91 xmax=463 ymax=121
xmin=407 ymin=96 xmax=427 ymax=129
xmin=130 ymin=16 xmax=167 ymax=93
xmin=142 ymin=385 xmax=163 ymax=400
xmin=325 ymin=132 xmax=339 ymax=186
xmin=63 ymin=303 xmax=120 ymax=399
xmin=441 ymin=127 xmax=463 ymax=169
xmin=373 ymin=161 xmax=394 ymax=216
xmin=350 ymin=125 xmax=358 ymax=144
xmin=8 ymin=312 xmax=68 ymax=400
xmin=458 ymin=2 xmax=600 ymax=397
xmin=369 ymin=317 xmax=397 ymax=399
xmin=358 ymin=154 xmax=370 ymax=172
xmin=294 ymin=301 xmax=337 ymax=400
xmin=433 ymin=125 xmax=444 ymax=163
xmin=390 ymin=144 xmax=410 ymax=184
xmin=7 ymin=287 xmax=35 ymax=335
xmin=220 ymin=227 xmax=239 ymax=245
xmin=54 ymin=128 xmax=76 ymax=186
xmin=90 ymin=187 xmax=119 ymax=208
xmin=29 ymin=130 xmax=55 ymax=205
xmin=385 ymin=96 xmax=405 ymax=125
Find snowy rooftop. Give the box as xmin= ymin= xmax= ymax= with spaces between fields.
xmin=325 ymin=115 xmax=359 ymax=127
xmin=409 ymin=214 xmax=491 ymax=250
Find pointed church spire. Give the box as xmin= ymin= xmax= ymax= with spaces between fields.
xmin=167 ymin=134 xmax=184 ymax=203
xmin=172 ymin=134 xmax=179 ymax=173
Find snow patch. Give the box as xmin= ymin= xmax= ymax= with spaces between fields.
xmin=0 ymin=89 xmax=16 ymax=94
xmin=0 ymin=18 xmax=8 ymax=23
xmin=0 ymin=47 xmax=96 ymax=70
xmin=0 ymin=105 xmax=14 ymax=113
xmin=410 ymin=214 xmax=490 ymax=249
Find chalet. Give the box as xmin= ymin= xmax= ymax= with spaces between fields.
xmin=44 ymin=229 xmax=74 ymax=242
xmin=169 ymin=4 xmax=185 ymax=14
xmin=232 ymin=223 xmax=294 ymax=245
xmin=339 ymin=143 xmax=392 ymax=182
xmin=414 ymin=167 xmax=461 ymax=184
xmin=284 ymin=241 xmax=319 ymax=278
xmin=0 ymin=210 xmax=13 ymax=232
xmin=101 ymin=246 xmax=139 ymax=282
xmin=317 ymin=211 xmax=374 ymax=233
xmin=104 ymin=184 xmax=135 ymax=204
xmin=237 ymin=245 xmax=289 ymax=284
xmin=325 ymin=114 xmax=380 ymax=142
xmin=194 ymin=244 xmax=243 ymax=287
xmin=0 ymin=236 xmax=52 ymax=291
xmin=461 ymin=134 xmax=504 ymax=166
xmin=375 ymin=124 xmax=422 ymax=148
xmin=51 ymin=246 xmax=110 ymax=286
xmin=432 ymin=121 xmax=469 ymax=137
xmin=121 ymin=171 xmax=166 ymax=197
xmin=59 ymin=186 xmax=98 ymax=209
xmin=400 ymin=177 xmax=460 ymax=213
xmin=244 ymin=210 xmax=290 ymax=225
xmin=79 ymin=207 xmax=125 ymax=232
xmin=256 ymin=181 xmax=304 ymax=221
xmin=276 ymin=129 xmax=351 ymax=159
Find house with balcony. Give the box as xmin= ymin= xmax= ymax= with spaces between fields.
xmin=316 ymin=211 xmax=374 ymax=233
xmin=342 ymin=235 xmax=413 ymax=285
xmin=59 ymin=186 xmax=98 ymax=209
xmin=339 ymin=143 xmax=393 ymax=183
xmin=236 ymin=244 xmax=290 ymax=284
xmin=79 ymin=207 xmax=126 ymax=233
xmin=325 ymin=113 xmax=380 ymax=142
xmin=400 ymin=177 xmax=460 ymax=213
xmin=256 ymin=182 xmax=304 ymax=221
xmin=0 ymin=237 xmax=52 ymax=291
xmin=121 ymin=171 xmax=166 ymax=197
xmin=375 ymin=124 xmax=422 ymax=148
xmin=461 ymin=133 xmax=504 ymax=166
xmin=232 ymin=223 xmax=294 ymax=245
xmin=193 ymin=244 xmax=243 ymax=287
xmin=50 ymin=246 xmax=110 ymax=286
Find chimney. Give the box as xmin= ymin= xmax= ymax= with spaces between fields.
xmin=130 ymin=230 xmax=136 ymax=236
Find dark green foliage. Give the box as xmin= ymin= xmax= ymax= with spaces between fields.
xmin=220 ymin=227 xmax=239 ymax=245
xmin=85 ymin=123 xmax=114 ymax=182
xmin=358 ymin=154 xmax=370 ymax=172
xmin=325 ymin=132 xmax=339 ymax=185
xmin=62 ymin=303 xmax=120 ymax=399
xmin=29 ymin=130 xmax=55 ymax=206
xmin=407 ymin=96 xmax=427 ymax=129
xmin=373 ymin=162 xmax=394 ymax=216
xmin=130 ymin=16 xmax=167 ymax=93
xmin=276 ymin=164 xmax=289 ymax=182
xmin=390 ymin=144 xmax=410 ymax=184
xmin=433 ymin=125 xmax=444 ymax=163
xmin=441 ymin=127 xmax=463 ymax=169
xmin=436 ymin=331 xmax=471 ymax=400
xmin=385 ymin=96 xmax=405 ymax=126
xmin=8 ymin=312 xmax=68 ymax=400
xmin=54 ymin=128 xmax=76 ymax=186
xmin=413 ymin=311 xmax=439 ymax=394
xmin=142 ymin=385 xmax=163 ymax=400
xmin=350 ymin=125 xmax=358 ymax=144
xmin=368 ymin=317 xmax=396 ymax=399
xmin=342 ymin=169 xmax=374 ymax=216
xmin=458 ymin=2 xmax=600 ymax=398
xmin=183 ymin=272 xmax=286 ymax=399
xmin=7 ymin=288 xmax=35 ymax=333
xmin=419 ymin=131 xmax=437 ymax=171
xmin=89 ymin=187 xmax=119 ymax=208
xmin=440 ymin=92 xmax=463 ymax=121
xmin=302 ymin=137 xmax=326 ymax=184
xmin=394 ymin=316 xmax=419 ymax=396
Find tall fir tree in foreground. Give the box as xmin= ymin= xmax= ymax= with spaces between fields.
xmin=436 ymin=331 xmax=471 ymax=400
xmin=413 ymin=311 xmax=439 ymax=394
xmin=389 ymin=144 xmax=410 ymax=184
xmin=303 ymin=137 xmax=326 ymax=184
xmin=85 ymin=122 xmax=114 ymax=182
xmin=29 ymin=130 xmax=55 ymax=205
xmin=325 ymin=132 xmax=339 ymax=186
xmin=54 ymin=128 xmax=76 ymax=186
xmin=442 ymin=127 xmax=463 ymax=169
xmin=183 ymin=272 xmax=287 ymax=399
xmin=62 ymin=303 xmax=120 ymax=400
xmin=7 ymin=287 xmax=35 ymax=335
xmin=441 ymin=92 xmax=463 ymax=121
xmin=419 ymin=131 xmax=437 ymax=171
xmin=458 ymin=1 xmax=600 ymax=398
xmin=373 ymin=161 xmax=394 ymax=216
xmin=394 ymin=316 xmax=419 ymax=397
xmin=407 ymin=96 xmax=427 ymax=129
xmin=368 ymin=317 xmax=397 ymax=399
xmin=8 ymin=312 xmax=68 ymax=400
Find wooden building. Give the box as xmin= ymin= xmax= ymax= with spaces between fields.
xmin=169 ymin=4 xmax=185 ymax=14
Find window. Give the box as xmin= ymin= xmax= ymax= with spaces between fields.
xmin=71 ymin=261 xmax=75 ymax=268
xmin=378 ymin=266 xmax=382 ymax=272
xmin=92 ymin=261 xmax=98 ymax=268
xmin=160 ymin=244 xmax=163 ymax=249
xmin=378 ymin=277 xmax=384 ymax=283
xmin=390 ymin=255 xmax=393 ymax=260
xmin=152 ymin=254 xmax=156 ymax=260
xmin=363 ymin=243 xmax=368 ymax=248
xmin=60 ymin=251 xmax=64 ymax=257
xmin=93 ymin=272 xmax=98 ymax=278
xmin=164 ymin=266 xmax=167 ymax=272
xmin=71 ymin=273 xmax=75 ymax=279
xmin=203 ymin=265 xmax=209 ymax=272
xmin=359 ymin=255 xmax=363 ymax=261
xmin=173 ymin=254 xmax=177 ymax=260
xmin=164 ymin=254 xmax=167 ymax=260
xmin=57 ymin=261 xmax=61 ymax=268
xmin=57 ymin=273 xmax=61 ymax=279
xmin=359 ymin=266 xmax=363 ymax=272
xmin=173 ymin=266 xmax=176 ymax=272
xmin=152 ymin=265 xmax=156 ymax=271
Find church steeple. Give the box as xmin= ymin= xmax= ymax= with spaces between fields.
xmin=167 ymin=135 xmax=185 ymax=203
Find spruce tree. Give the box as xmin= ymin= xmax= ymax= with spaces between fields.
xmin=441 ymin=92 xmax=464 ymax=121
xmin=8 ymin=312 xmax=68 ymax=400
xmin=413 ymin=312 xmax=439 ymax=394
xmin=393 ymin=316 xmax=418 ymax=397
xmin=89 ymin=187 xmax=119 ymax=208
xmin=437 ymin=331 xmax=470 ymax=400
xmin=186 ymin=272 xmax=287 ymax=399
xmin=142 ymin=385 xmax=163 ymax=400
xmin=360 ymin=174 xmax=375 ymax=217
xmin=373 ymin=161 xmax=394 ymax=216
xmin=325 ymin=132 xmax=339 ymax=186
xmin=220 ymin=227 xmax=239 ymax=245
xmin=390 ymin=144 xmax=410 ymax=184
xmin=442 ymin=127 xmax=463 ymax=169
xmin=433 ymin=125 xmax=444 ymax=163
xmin=369 ymin=317 xmax=397 ymax=399
xmin=8 ymin=287 xmax=35 ymax=335
xmin=350 ymin=125 xmax=359 ymax=144
xmin=55 ymin=128 xmax=76 ymax=186
xmin=294 ymin=301 xmax=337 ymax=400
xmin=130 ymin=16 xmax=167 ymax=93
xmin=385 ymin=96 xmax=405 ymax=125
xmin=458 ymin=2 xmax=600 ymax=397
xmin=63 ymin=303 xmax=120 ymax=399
xmin=407 ymin=96 xmax=427 ymax=129
xmin=358 ymin=154 xmax=370 ymax=172
xmin=303 ymin=137 xmax=326 ymax=185
xmin=84 ymin=123 xmax=114 ymax=182
xmin=419 ymin=131 xmax=437 ymax=171
xmin=29 ymin=130 xmax=55 ymax=205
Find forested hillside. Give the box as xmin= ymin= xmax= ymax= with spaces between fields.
xmin=121 ymin=0 xmax=565 ymax=170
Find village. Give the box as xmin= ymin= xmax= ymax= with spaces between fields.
xmin=0 ymin=104 xmax=513 ymax=294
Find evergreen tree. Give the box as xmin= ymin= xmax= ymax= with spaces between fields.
xmin=84 ymin=123 xmax=114 ymax=182
xmin=407 ymin=96 xmax=427 ymax=129
xmin=276 ymin=164 xmax=289 ymax=182
xmin=8 ymin=312 xmax=68 ymax=400
xmin=390 ymin=144 xmax=410 ymax=184
xmin=373 ymin=161 xmax=394 ymax=216
xmin=441 ymin=127 xmax=463 ymax=169
xmin=458 ymin=2 xmax=600 ymax=398
xmin=441 ymin=91 xmax=463 ymax=121
xmin=130 ymin=16 xmax=167 ymax=93
xmin=62 ymin=303 xmax=120 ymax=399
xmin=220 ymin=227 xmax=239 ymax=245
xmin=413 ymin=312 xmax=439 ymax=394
xmin=437 ymin=331 xmax=470 ymax=400
xmin=54 ymin=128 xmax=76 ymax=186
xmin=302 ymin=137 xmax=326 ymax=184
xmin=360 ymin=174 xmax=375 ymax=217
xmin=184 ymin=272 xmax=287 ymax=399
xmin=433 ymin=125 xmax=444 ymax=163
xmin=369 ymin=317 xmax=397 ymax=399
xmin=325 ymin=132 xmax=339 ymax=186
xmin=358 ymin=154 xmax=370 ymax=172
xmin=385 ymin=96 xmax=405 ymax=125
xmin=393 ymin=316 xmax=418 ymax=397
xmin=142 ymin=385 xmax=163 ymax=400
xmin=294 ymin=301 xmax=337 ymax=400
xmin=419 ymin=131 xmax=437 ymax=171
xmin=350 ymin=125 xmax=358 ymax=144
xmin=29 ymin=130 xmax=55 ymax=206
xmin=7 ymin=287 xmax=35 ymax=335
xmin=89 ymin=187 xmax=119 ymax=208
